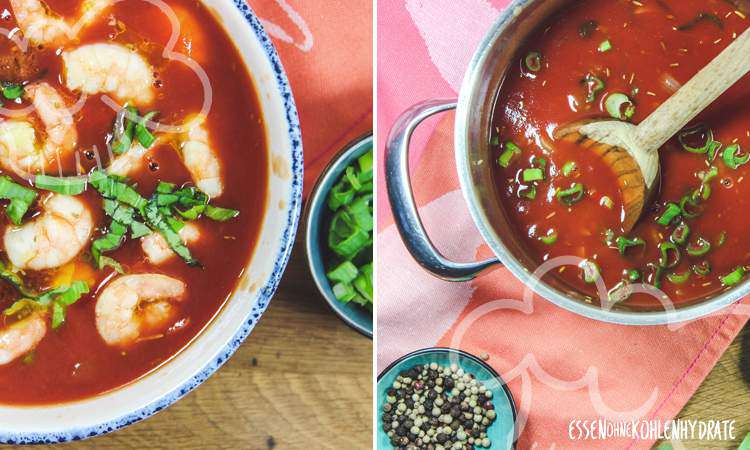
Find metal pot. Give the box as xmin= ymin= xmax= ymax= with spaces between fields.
xmin=385 ymin=0 xmax=747 ymax=325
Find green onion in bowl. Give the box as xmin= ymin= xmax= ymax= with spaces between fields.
xmin=324 ymin=149 xmax=373 ymax=310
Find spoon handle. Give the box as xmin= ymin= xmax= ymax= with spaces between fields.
xmin=633 ymin=26 xmax=750 ymax=152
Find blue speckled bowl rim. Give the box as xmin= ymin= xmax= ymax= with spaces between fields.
xmin=2 ymin=1 xmax=303 ymax=445
xmin=377 ymin=347 xmax=519 ymax=449
xmin=304 ymin=132 xmax=373 ymax=338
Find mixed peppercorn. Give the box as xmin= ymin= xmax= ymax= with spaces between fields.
xmin=382 ymin=362 xmax=498 ymax=449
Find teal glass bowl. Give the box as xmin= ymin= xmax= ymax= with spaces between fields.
xmin=377 ymin=348 xmax=517 ymax=449
xmin=304 ymin=133 xmax=373 ymax=338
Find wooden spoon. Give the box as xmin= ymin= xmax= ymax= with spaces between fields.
xmin=555 ymin=26 xmax=750 ymax=231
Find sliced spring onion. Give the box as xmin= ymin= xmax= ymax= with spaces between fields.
xmin=679 ymin=193 xmax=702 ymax=218
xmin=699 ymin=165 xmax=719 ymax=183
xmin=607 ymin=280 xmax=632 ymax=304
xmin=1 ymin=83 xmax=23 ymax=100
xmin=707 ymin=140 xmax=722 ymax=161
xmin=556 ymin=183 xmax=585 ymax=206
xmin=646 ymin=262 xmax=664 ymax=289
xmin=561 ymin=161 xmax=577 ymax=177
xmin=518 ymin=185 xmax=537 ymax=200
xmin=327 ymin=261 xmax=359 ymax=284
xmin=658 ymin=241 xmax=680 ymax=269
xmin=678 ymin=125 xmax=713 ymax=154
xmin=524 ymin=51 xmax=542 ymax=72
xmin=579 ymin=260 xmax=600 ymax=284
xmin=722 ymin=143 xmax=750 ymax=169
xmin=691 ymin=261 xmax=712 ymax=276
xmin=686 ymin=237 xmax=711 ymax=257
xmin=135 ymin=111 xmax=159 ymax=148
xmin=582 ymin=73 xmax=605 ymax=103
xmin=328 ymin=210 xmax=370 ymax=260
xmin=615 ymin=235 xmax=645 ymax=255
xmin=670 ymin=221 xmax=690 ymax=245
xmin=539 ymin=231 xmax=558 ymax=245
xmin=0 ymin=176 xmax=37 ymax=225
xmin=666 ymin=271 xmax=690 ymax=284
xmin=626 ymin=269 xmax=641 ymax=282
xmin=656 ymin=202 xmax=681 ymax=226
xmin=604 ymin=93 xmax=635 ymax=120
xmin=600 ymin=196 xmax=613 ymax=209
xmin=598 ymin=39 xmax=612 ymax=52
xmin=522 ymin=168 xmax=544 ymax=183
xmin=34 ymin=175 xmax=87 ymax=195
xmin=498 ymin=141 xmax=522 ymax=168
xmin=720 ymin=266 xmax=746 ymax=286
xmin=578 ymin=20 xmax=598 ymax=38
xmin=716 ymin=231 xmax=727 ymax=247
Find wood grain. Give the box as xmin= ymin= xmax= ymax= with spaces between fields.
xmin=656 ymin=324 xmax=750 ymax=449
xmin=16 ymin=237 xmax=373 ymax=450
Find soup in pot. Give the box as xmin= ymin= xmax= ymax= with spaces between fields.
xmin=491 ymin=0 xmax=750 ymax=308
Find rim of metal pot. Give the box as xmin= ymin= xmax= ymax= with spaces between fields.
xmin=453 ymin=0 xmax=749 ymax=326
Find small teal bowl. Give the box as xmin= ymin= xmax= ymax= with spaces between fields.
xmin=377 ymin=348 xmax=517 ymax=449
xmin=305 ymin=133 xmax=373 ymax=338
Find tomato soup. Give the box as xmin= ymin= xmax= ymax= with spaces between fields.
xmin=491 ymin=0 xmax=750 ymax=308
xmin=0 ymin=0 xmax=266 ymax=404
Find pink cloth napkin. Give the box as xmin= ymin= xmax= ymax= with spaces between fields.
xmin=376 ymin=1 xmax=749 ymax=448
xmin=249 ymin=0 xmax=373 ymax=195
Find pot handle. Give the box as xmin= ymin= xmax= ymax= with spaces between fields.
xmin=385 ymin=99 xmax=502 ymax=282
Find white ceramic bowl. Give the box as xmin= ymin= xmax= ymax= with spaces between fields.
xmin=0 ymin=1 xmax=303 ymax=443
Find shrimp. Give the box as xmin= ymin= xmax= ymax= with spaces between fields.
xmin=0 ymin=82 xmax=77 ymax=176
xmin=141 ymin=223 xmax=200 ymax=265
xmin=107 ymin=142 xmax=151 ymax=177
xmin=62 ymin=43 xmax=155 ymax=105
xmin=10 ymin=0 xmax=112 ymax=47
xmin=4 ymin=194 xmax=94 ymax=271
xmin=0 ymin=312 xmax=46 ymax=365
xmin=95 ymin=274 xmax=187 ymax=347
xmin=180 ymin=115 xmax=223 ymax=197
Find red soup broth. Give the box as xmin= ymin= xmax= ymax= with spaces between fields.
xmin=0 ymin=0 xmax=267 ymax=404
xmin=491 ymin=0 xmax=750 ymax=308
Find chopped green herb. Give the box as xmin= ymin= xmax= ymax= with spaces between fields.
xmin=539 ymin=230 xmax=558 ymax=245
xmin=0 ymin=176 xmax=37 ymax=225
xmin=524 ymin=51 xmax=542 ymax=72
xmin=686 ymin=237 xmax=711 ymax=257
xmin=720 ymin=266 xmax=746 ymax=286
xmin=498 ymin=141 xmax=522 ymax=168
xmin=579 ymin=260 xmax=600 ymax=284
xmin=658 ymin=241 xmax=680 ymax=269
xmin=561 ymin=161 xmax=577 ymax=177
xmin=582 ymin=73 xmax=605 ymax=103
xmin=556 ymin=183 xmax=585 ymax=206
xmin=615 ymin=235 xmax=645 ymax=255
xmin=598 ymin=39 xmax=612 ymax=52
xmin=135 ymin=111 xmax=159 ymax=148
xmin=722 ymin=143 xmax=750 ymax=169
xmin=522 ymin=168 xmax=544 ymax=183
xmin=1 ymin=83 xmax=23 ymax=100
xmin=666 ymin=271 xmax=690 ymax=284
xmin=34 ymin=175 xmax=88 ymax=195
xmin=656 ymin=202 xmax=681 ymax=226
xmin=605 ymin=93 xmax=635 ymax=120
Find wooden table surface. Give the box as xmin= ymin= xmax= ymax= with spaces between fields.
xmin=23 ymin=236 xmax=373 ymax=450
xmin=662 ymin=323 xmax=750 ymax=449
